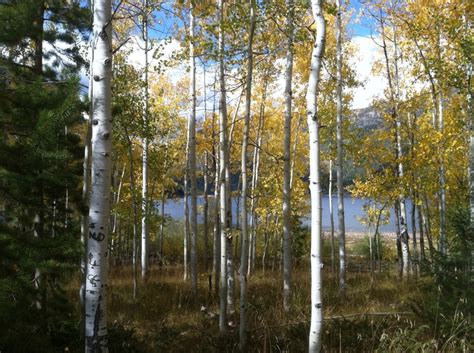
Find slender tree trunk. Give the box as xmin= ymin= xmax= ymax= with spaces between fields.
xmin=112 ymin=163 xmax=126 ymax=234
xmin=228 ymin=91 xmax=243 ymax=156
xmin=213 ymin=151 xmax=220 ymax=295
xmin=141 ymin=0 xmax=150 ymax=282
xmin=110 ymin=163 xmax=124 ymax=266
xmin=218 ymin=0 xmax=229 ymax=332
xmin=417 ymin=203 xmax=425 ymax=261
xmin=226 ymin=180 xmax=234 ymax=315
xmin=335 ymin=0 xmax=346 ymax=295
xmin=33 ymin=0 xmax=45 ymax=314
xmin=467 ymin=21 xmax=474 ymax=267
xmin=159 ymin=188 xmax=165 ymax=265
xmin=373 ymin=204 xmax=385 ymax=272
xmin=211 ymin=74 xmax=221 ymax=296
xmin=394 ymin=202 xmax=403 ymax=276
xmin=262 ymin=215 xmax=270 ymax=275
xmin=188 ymin=0 xmax=198 ymax=295
xmin=397 ymin=134 xmax=410 ymax=277
xmin=411 ymin=192 xmax=418 ymax=275
xmin=422 ymin=194 xmax=435 ymax=261
xmin=248 ymin=80 xmax=267 ymax=275
xmin=85 ymin=0 xmax=112 ymax=349
xmin=409 ymin=113 xmax=420 ymax=268
xmin=290 ymin=116 xmax=302 ymax=189
xmin=282 ymin=0 xmax=295 ymax=314
xmin=236 ymin=175 xmax=241 ymax=230
xmin=307 ymin=1 xmax=326 ymax=351
xmin=226 ymin=230 xmax=235 ymax=314
xmin=328 ymin=160 xmax=335 ymax=273
xmin=380 ymin=15 xmax=410 ymax=277
xmin=202 ymin=68 xmax=210 ymax=275
xmin=239 ymin=1 xmax=256 ymax=348
xmin=204 ymin=151 xmax=209 ymax=271
xmin=438 ymin=90 xmax=447 ymax=256
xmin=183 ymin=165 xmax=189 ymax=281
xmin=125 ymin=131 xmax=139 ymax=299
xmin=393 ymin=31 xmax=410 ymax=278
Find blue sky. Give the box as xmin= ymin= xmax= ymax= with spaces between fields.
xmin=79 ymin=0 xmax=383 ymax=109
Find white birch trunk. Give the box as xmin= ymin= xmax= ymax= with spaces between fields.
xmin=335 ymin=0 xmax=346 ymax=294
xmin=282 ymin=0 xmax=294 ymax=313
xmin=239 ymin=0 xmax=255 ymax=348
xmin=307 ymin=1 xmax=326 ymax=351
xmin=141 ymin=0 xmax=149 ymax=281
xmin=85 ymin=0 xmax=112 ymax=350
xmin=188 ymin=0 xmax=198 ymax=294
xmin=218 ymin=0 xmax=229 ymax=332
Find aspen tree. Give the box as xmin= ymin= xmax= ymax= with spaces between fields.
xmin=282 ymin=0 xmax=295 ymax=313
xmin=335 ymin=0 xmax=346 ymax=293
xmin=239 ymin=0 xmax=256 ymax=348
xmin=378 ymin=11 xmax=410 ymax=276
xmin=248 ymin=78 xmax=267 ymax=275
xmin=125 ymin=129 xmax=139 ymax=299
xmin=188 ymin=0 xmax=198 ymax=294
xmin=307 ymin=0 xmax=326 ymax=351
xmin=141 ymin=0 xmax=150 ymax=281
xmin=85 ymin=0 xmax=112 ymax=350
xmin=218 ymin=0 xmax=229 ymax=332
xmin=211 ymin=72 xmax=221 ymax=295
xmin=203 ymin=68 xmax=209 ymax=272
xmin=328 ymin=159 xmax=335 ymax=273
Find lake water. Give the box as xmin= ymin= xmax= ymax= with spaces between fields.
xmin=157 ymin=196 xmax=414 ymax=233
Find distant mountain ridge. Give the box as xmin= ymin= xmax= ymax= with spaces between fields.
xmin=350 ymin=106 xmax=383 ymax=131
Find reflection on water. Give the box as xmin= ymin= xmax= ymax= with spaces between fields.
xmin=156 ymin=196 xmax=413 ymax=233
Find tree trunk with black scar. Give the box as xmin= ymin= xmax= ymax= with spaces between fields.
xmin=85 ymin=0 xmax=112 ymax=350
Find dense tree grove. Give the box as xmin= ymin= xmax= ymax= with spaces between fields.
xmin=0 ymin=0 xmax=472 ymax=352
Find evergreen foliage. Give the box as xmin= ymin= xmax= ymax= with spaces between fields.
xmin=0 ymin=1 xmax=89 ymax=351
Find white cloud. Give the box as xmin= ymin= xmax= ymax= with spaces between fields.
xmin=349 ymin=35 xmax=386 ymax=109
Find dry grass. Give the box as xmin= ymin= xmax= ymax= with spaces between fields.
xmin=68 ymin=262 xmax=423 ymax=353
xmin=64 ymin=233 xmax=471 ymax=352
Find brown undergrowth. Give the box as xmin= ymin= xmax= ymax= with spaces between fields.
xmin=69 ymin=263 xmax=431 ymax=352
